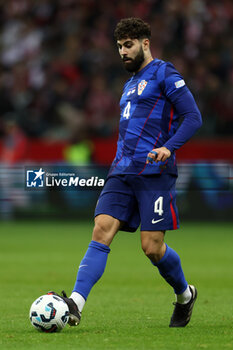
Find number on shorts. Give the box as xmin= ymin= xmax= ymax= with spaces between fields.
xmin=154 ymin=196 xmax=164 ymax=216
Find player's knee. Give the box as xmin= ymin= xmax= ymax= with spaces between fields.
xmin=92 ymin=221 xmax=109 ymax=244
xmin=141 ymin=237 xmax=164 ymax=263
xmin=92 ymin=215 xmax=119 ymax=246
xmin=142 ymin=246 xmax=162 ymax=262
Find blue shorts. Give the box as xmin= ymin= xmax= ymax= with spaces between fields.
xmin=94 ymin=174 xmax=179 ymax=232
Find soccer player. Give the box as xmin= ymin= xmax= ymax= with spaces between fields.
xmin=49 ymin=17 xmax=202 ymax=327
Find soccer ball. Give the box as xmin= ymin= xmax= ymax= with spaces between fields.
xmin=29 ymin=294 xmax=69 ymax=332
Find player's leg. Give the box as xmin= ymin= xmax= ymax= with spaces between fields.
xmin=49 ymin=214 xmax=121 ymax=326
xmin=140 ymin=229 xmax=197 ymax=327
xmin=141 ymin=230 xmax=190 ymax=298
xmin=136 ymin=174 xmax=189 ymax=294
xmin=134 ymin=173 xmax=197 ymax=327
xmin=70 ymin=214 xmax=121 ymax=312
xmin=67 ymin=176 xmax=140 ymax=325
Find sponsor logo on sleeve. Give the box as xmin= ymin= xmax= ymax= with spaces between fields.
xmin=175 ymin=79 xmax=185 ymax=88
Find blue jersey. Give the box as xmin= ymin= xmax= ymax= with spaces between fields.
xmin=109 ymin=58 xmax=202 ymax=176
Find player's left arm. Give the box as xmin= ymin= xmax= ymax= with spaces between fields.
xmin=162 ymin=87 xmax=202 ymax=154
xmin=147 ymin=63 xmax=202 ymax=164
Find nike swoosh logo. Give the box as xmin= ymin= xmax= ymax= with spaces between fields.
xmin=151 ymin=218 xmax=164 ymax=224
xmin=79 ymin=265 xmax=88 ymax=268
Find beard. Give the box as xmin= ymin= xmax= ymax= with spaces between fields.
xmin=122 ymin=46 xmax=145 ymax=73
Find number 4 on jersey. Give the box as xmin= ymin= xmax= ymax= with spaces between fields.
xmin=154 ymin=196 xmax=164 ymax=216
xmin=123 ymin=101 xmax=131 ymax=119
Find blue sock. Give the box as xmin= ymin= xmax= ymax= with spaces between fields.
xmin=153 ymin=244 xmax=188 ymax=294
xmin=73 ymin=240 xmax=110 ymax=300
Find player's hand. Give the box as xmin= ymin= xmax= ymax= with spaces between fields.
xmin=146 ymin=147 xmax=171 ymax=164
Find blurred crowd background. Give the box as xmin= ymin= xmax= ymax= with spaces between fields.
xmin=0 ymin=0 xmax=233 ymax=146
xmin=0 ymin=0 xmax=232 ymax=220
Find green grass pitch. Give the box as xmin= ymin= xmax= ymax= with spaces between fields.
xmin=0 ymin=220 xmax=233 ymax=350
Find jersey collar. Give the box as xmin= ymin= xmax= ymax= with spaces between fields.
xmin=133 ymin=58 xmax=157 ymax=78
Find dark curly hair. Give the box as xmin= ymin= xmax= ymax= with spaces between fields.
xmin=114 ymin=18 xmax=151 ymax=41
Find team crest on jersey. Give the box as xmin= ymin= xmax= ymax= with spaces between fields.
xmin=138 ymin=80 xmax=147 ymax=95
